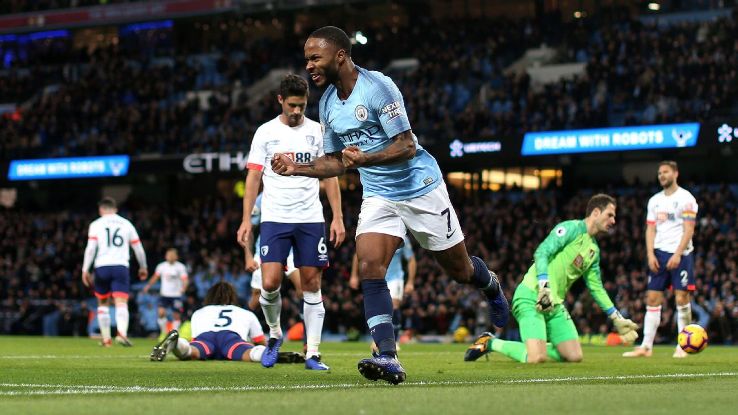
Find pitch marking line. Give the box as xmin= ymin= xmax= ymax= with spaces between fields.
xmin=0 ymin=352 xmax=459 ymax=359
xmin=1 ymin=372 xmax=736 ymax=396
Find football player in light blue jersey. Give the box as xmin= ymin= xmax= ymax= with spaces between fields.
xmin=272 ymin=26 xmax=509 ymax=384
xmin=350 ymin=235 xmax=416 ymax=348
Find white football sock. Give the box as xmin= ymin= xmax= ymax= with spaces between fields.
xmin=641 ymin=305 xmax=662 ymax=350
xmin=303 ymin=290 xmax=325 ymax=358
xmin=172 ymin=337 xmax=191 ymax=360
xmin=677 ymin=303 xmax=692 ymax=332
xmin=115 ymin=303 xmax=129 ymax=338
xmin=97 ymin=306 xmax=111 ymax=341
xmin=249 ymin=345 xmax=266 ymax=362
xmin=259 ymin=288 xmax=282 ymax=339
xmin=157 ymin=317 xmax=168 ymax=334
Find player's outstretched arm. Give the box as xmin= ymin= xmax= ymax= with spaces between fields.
xmin=583 ymin=258 xmax=639 ymax=343
xmin=341 ymin=130 xmax=416 ymax=169
xmin=272 ymin=152 xmax=345 ymax=178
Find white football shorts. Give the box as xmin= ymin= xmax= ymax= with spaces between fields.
xmin=356 ymin=182 xmax=464 ymax=251
xmin=386 ymin=279 xmax=404 ymax=301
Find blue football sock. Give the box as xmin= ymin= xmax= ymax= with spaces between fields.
xmin=471 ymin=256 xmax=498 ymax=294
xmin=361 ymin=279 xmax=396 ymax=356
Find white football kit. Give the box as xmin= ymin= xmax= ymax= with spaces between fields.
xmin=246 ymin=115 xmax=325 ymax=223
xmin=646 ymin=187 xmax=698 ymax=254
xmin=190 ymin=305 xmax=265 ymax=343
xmin=86 ymin=214 xmax=142 ymax=268
xmin=153 ymin=261 xmax=188 ymax=298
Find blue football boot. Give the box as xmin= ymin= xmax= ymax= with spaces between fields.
xmin=357 ymin=354 xmax=406 ymax=385
xmin=261 ymin=336 xmax=283 ymax=368
xmin=305 ymin=355 xmax=330 ymax=370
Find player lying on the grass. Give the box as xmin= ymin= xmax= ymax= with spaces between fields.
xmin=465 ymin=194 xmax=639 ymax=363
xmin=150 ymin=281 xmax=303 ymax=364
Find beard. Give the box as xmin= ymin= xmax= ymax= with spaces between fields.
xmin=323 ymin=65 xmax=339 ymax=85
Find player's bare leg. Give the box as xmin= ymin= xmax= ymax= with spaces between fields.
xmin=113 ymin=296 xmax=133 ymax=346
xmin=555 ymin=339 xmax=583 ymax=363
xmin=299 ymin=266 xmax=329 ymax=370
xmin=355 ymin=233 xmax=406 ymax=384
xmin=431 ymin=241 xmax=509 ymax=327
xmin=260 ymin=262 xmax=285 ymax=367
xmin=288 ymin=270 xmax=303 ymax=299
xmin=624 ymin=290 xmax=662 ymax=357
xmin=525 ymin=340 xmax=549 ymax=363
xmin=673 ymin=289 xmax=692 ymax=358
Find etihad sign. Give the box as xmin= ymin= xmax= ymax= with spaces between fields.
xmin=183 ymin=152 xmax=248 ymax=173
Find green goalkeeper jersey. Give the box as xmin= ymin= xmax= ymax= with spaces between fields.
xmin=520 ymin=219 xmax=614 ymax=312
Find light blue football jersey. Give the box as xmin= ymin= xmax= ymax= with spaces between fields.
xmin=319 ymin=66 xmax=442 ymax=201
xmin=386 ymin=235 xmax=414 ymax=282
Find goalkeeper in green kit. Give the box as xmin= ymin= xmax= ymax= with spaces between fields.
xmin=465 ymin=194 xmax=639 ymax=364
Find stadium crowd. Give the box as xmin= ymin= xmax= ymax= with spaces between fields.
xmin=0 ymin=15 xmax=539 ymax=158
xmin=0 ymin=0 xmax=141 ymax=15
xmin=2 ymin=6 xmax=737 ymax=346
xmin=1 ymin=183 xmax=737 ymax=346
xmin=3 ymin=11 xmax=736 ymax=159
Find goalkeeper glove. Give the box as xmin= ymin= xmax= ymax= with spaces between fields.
xmin=609 ymin=310 xmax=639 ymax=343
xmin=535 ymin=277 xmax=553 ymax=313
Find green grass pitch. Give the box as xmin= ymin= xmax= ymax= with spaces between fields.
xmin=1 ymin=336 xmax=737 ymax=414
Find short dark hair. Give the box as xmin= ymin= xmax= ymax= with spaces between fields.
xmin=98 ymin=197 xmax=117 ymax=209
xmin=279 ymin=74 xmax=309 ymax=99
xmin=586 ymin=194 xmax=616 ymax=216
xmin=204 ymin=281 xmax=239 ymax=306
xmin=309 ymin=26 xmax=352 ymax=56
xmin=659 ymin=160 xmax=678 ymax=171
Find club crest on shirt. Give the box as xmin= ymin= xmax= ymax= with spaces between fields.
xmin=355 ymin=105 xmax=368 ymax=121
xmin=572 ymin=254 xmax=584 ymax=268
xmin=261 ymin=246 xmax=269 ymax=257
xmin=305 ymin=135 xmax=316 ymax=147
